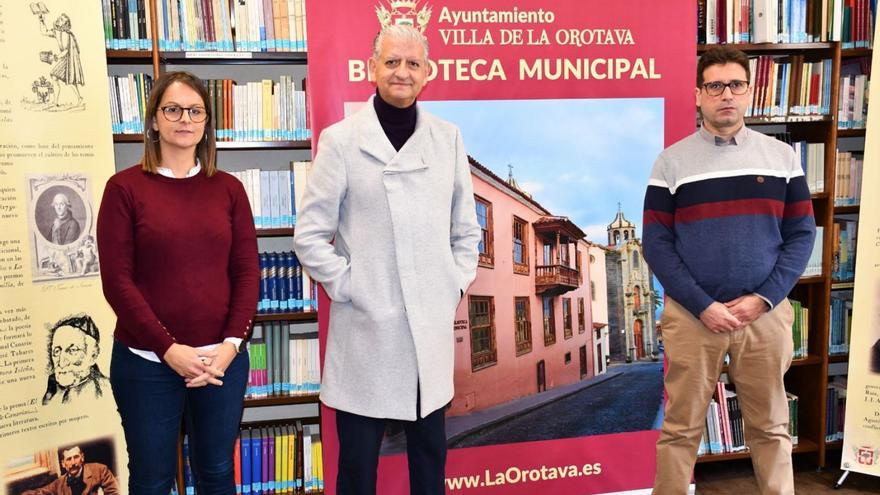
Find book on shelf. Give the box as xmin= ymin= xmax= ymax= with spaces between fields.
xmin=745 ymin=55 xmax=833 ymax=119
xmin=832 ymin=220 xmax=858 ymax=281
xmin=204 ymin=77 xmax=310 ymax=142
xmin=101 ymin=0 xmax=154 ymax=50
xmin=108 ymin=73 xmax=153 ymax=134
xmin=834 ymin=150 xmax=863 ymax=206
xmin=303 ymin=423 xmax=324 ymax=492
xmin=838 ymin=73 xmax=870 ymax=129
xmin=829 ymin=290 xmax=853 ymax=355
xmin=698 ymin=0 xmax=876 ymax=45
xmin=257 ymin=251 xmax=318 ymax=314
xmin=826 ymin=376 xmax=847 ymax=441
xmin=155 ymin=0 xmax=308 ymax=52
xmin=231 ymin=161 xmax=310 ymax=229
xmin=802 ymin=225 xmax=824 ymax=277
xmin=791 ymin=140 xmax=825 ymax=193
xmin=245 ymin=323 xmax=319 ymax=399
xmin=789 ymin=298 xmax=810 ymax=359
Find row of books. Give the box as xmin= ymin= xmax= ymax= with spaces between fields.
xmin=258 ymin=251 xmax=317 ymax=314
xmin=108 ymin=73 xmax=153 ymax=134
xmin=792 ymin=140 xmax=826 ymax=193
xmin=826 ymin=376 xmax=847 ymax=441
xmin=802 ymin=225 xmax=824 ymax=277
xmin=156 ymin=0 xmax=309 ymax=52
xmin=100 ymin=0 xmax=154 ymax=50
xmin=698 ymin=0 xmax=876 ymax=46
xmin=205 ymin=78 xmax=311 ymax=142
xmin=831 ymin=220 xmax=857 ymax=281
xmin=229 ymin=161 xmax=311 ymax=229
xmin=697 ymin=381 xmax=800 ymax=455
xmin=246 ymin=323 xmax=319 ymax=399
xmin=789 ymin=298 xmax=810 ymax=359
xmin=829 ymin=291 xmax=852 ymax=355
xmin=746 ymin=56 xmax=833 ymax=118
xmin=834 ymin=151 xmax=863 ymax=206
xmin=839 ymin=73 xmax=870 ymax=129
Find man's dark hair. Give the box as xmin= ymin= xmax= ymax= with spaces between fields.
xmin=697 ymin=46 xmax=750 ymax=86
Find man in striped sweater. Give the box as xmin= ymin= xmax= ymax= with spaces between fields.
xmin=644 ymin=46 xmax=816 ymax=494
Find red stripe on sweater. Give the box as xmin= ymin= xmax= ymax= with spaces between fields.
xmin=783 ymin=199 xmax=813 ymax=219
xmin=676 ymin=198 xmax=784 ymax=223
xmin=644 ymin=210 xmax=674 ymax=228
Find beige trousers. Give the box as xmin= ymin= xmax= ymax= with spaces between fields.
xmin=653 ymin=297 xmax=795 ymax=495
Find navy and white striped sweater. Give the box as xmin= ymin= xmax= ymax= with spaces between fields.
xmin=642 ymin=126 xmax=816 ymax=318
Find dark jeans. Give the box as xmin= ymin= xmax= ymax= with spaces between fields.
xmin=110 ymin=340 xmax=248 ymax=495
xmin=336 ymin=398 xmax=447 ymax=495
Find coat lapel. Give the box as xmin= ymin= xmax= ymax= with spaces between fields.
xmin=356 ymin=96 xmax=431 ymax=174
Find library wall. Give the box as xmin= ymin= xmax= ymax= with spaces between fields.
xmin=0 ymin=0 xmax=127 ymax=493
xmin=307 ymin=1 xmax=695 ymax=493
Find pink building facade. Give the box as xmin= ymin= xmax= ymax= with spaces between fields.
xmin=449 ymin=159 xmax=596 ymax=417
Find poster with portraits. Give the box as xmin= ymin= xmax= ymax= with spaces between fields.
xmin=306 ymin=1 xmax=694 ymax=493
xmin=0 ymin=1 xmax=125 ymax=493
xmin=841 ymin=20 xmax=880 ymax=479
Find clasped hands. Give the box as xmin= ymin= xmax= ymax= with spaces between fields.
xmin=699 ymin=294 xmax=769 ymax=333
xmin=163 ymin=341 xmax=238 ymax=388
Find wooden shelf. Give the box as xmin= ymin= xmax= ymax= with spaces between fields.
xmin=837 ymin=128 xmax=866 ymax=137
xmin=697 ymin=438 xmax=818 ymax=463
xmin=826 ymin=440 xmax=843 ymax=449
xmin=113 ymin=133 xmax=144 ymax=142
xmin=243 ymin=394 xmax=319 ymax=407
xmin=832 ymin=281 xmax=855 ymax=290
xmin=722 ymin=355 xmax=821 ymax=375
xmin=216 ymin=140 xmax=311 ymax=150
xmin=106 ymin=49 xmax=153 ymax=62
xmin=160 ymin=51 xmax=307 ymax=64
xmin=829 ymin=354 xmax=849 ymax=363
xmin=810 ymin=192 xmax=829 ymax=200
xmin=841 ymin=48 xmax=873 ymax=58
xmin=254 ymin=311 xmax=317 ymax=323
xmin=745 ymin=115 xmax=832 ymax=125
xmin=698 ymin=43 xmax=834 ymax=53
xmin=256 ymin=227 xmax=295 ymax=237
xmin=834 ymin=204 xmax=860 ymax=214
xmin=797 ymin=275 xmax=825 ymax=285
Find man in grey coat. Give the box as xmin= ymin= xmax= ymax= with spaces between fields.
xmin=293 ymin=25 xmax=481 ymax=495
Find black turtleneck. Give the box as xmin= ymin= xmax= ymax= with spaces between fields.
xmin=373 ymin=91 xmax=417 ymax=152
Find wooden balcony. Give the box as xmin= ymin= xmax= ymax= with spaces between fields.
xmin=536 ymin=264 xmax=580 ymax=296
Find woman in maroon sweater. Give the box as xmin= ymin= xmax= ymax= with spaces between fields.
xmin=97 ymin=71 xmax=258 ymax=495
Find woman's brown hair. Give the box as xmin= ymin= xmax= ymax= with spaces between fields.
xmin=142 ymin=71 xmax=217 ymax=177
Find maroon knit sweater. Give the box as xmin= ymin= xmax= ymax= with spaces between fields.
xmin=97 ymin=165 xmax=259 ymax=359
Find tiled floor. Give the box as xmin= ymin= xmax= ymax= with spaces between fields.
xmin=694 ymin=453 xmax=880 ymax=494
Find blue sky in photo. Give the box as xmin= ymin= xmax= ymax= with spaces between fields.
xmin=420 ymin=98 xmax=666 ymax=312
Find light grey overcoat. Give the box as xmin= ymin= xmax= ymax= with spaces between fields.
xmin=293 ymin=97 xmax=481 ymax=420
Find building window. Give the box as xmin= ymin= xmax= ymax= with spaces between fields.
xmin=590 ymin=254 xmax=596 ymax=264
xmin=578 ymin=297 xmax=586 ymax=333
xmin=564 ymin=352 xmax=572 ymax=364
xmin=563 ymin=298 xmax=573 ymax=339
xmin=475 ymin=196 xmax=494 ymax=267
xmin=634 ymin=285 xmax=641 ymax=310
xmin=632 ymin=251 xmax=640 ymax=270
xmin=512 ymin=217 xmax=529 ymax=275
xmin=591 ymin=281 xmax=596 ymax=301
xmin=543 ymin=243 xmax=552 ymax=265
xmin=514 ymin=297 xmax=532 ymax=355
xmin=560 ymin=244 xmax=570 ymax=267
xmin=543 ymin=296 xmax=556 ymax=346
xmin=468 ymin=296 xmax=497 ymax=371
xmin=624 ymin=231 xmax=629 ymax=241
xmin=576 ymin=250 xmax=583 ymax=283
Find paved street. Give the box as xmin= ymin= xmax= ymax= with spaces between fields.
xmin=449 ymin=360 xmax=664 ymax=448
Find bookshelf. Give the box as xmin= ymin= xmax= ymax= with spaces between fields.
xmin=104 ymin=0 xmax=321 ymax=491
xmin=695 ymin=29 xmax=873 ymax=469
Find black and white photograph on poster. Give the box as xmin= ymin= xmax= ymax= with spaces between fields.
xmin=41 ymin=314 xmax=110 ymax=407
xmin=3 ymin=437 xmax=120 ymax=495
xmin=26 ymin=174 xmax=99 ymax=282
xmin=20 ymin=2 xmax=86 ymax=113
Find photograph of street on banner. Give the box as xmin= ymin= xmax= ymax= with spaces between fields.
xmin=380 ymin=97 xmax=667 ymax=455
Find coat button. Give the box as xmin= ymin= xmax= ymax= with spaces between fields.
xmin=756 ymin=176 xmax=765 ymax=183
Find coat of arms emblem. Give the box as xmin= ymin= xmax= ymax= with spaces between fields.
xmin=375 ymin=0 xmax=432 ymax=33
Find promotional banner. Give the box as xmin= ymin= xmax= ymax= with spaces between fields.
xmin=306 ymin=1 xmax=694 ymax=493
xmin=841 ymin=19 xmax=880 ymax=477
xmin=0 ymin=1 xmax=125 ymax=493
